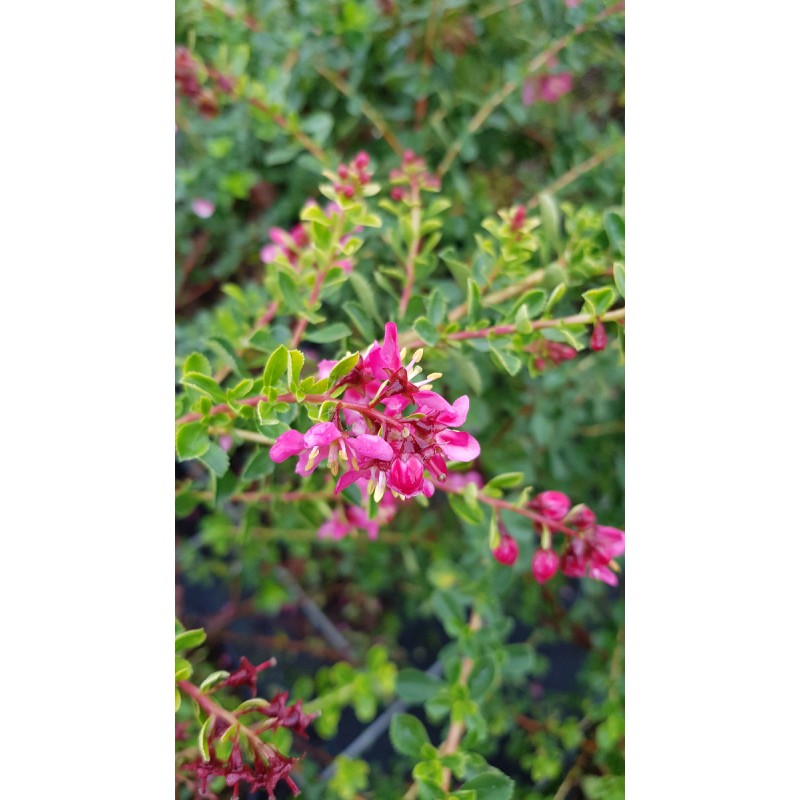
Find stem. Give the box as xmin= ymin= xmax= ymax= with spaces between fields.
xmin=401 ymin=308 xmax=626 ymax=350
xmin=289 ymin=211 xmax=346 ymax=348
xmin=399 ymin=191 xmax=423 ymax=317
xmin=177 ymin=679 xmax=278 ymax=761
xmin=314 ymin=64 xmax=404 ymax=156
xmin=436 ymin=2 xmax=625 ymax=176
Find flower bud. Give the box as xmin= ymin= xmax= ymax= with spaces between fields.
xmin=492 ymin=534 xmax=519 ymax=566
xmin=532 ymin=549 xmax=559 ymax=583
xmin=389 ymin=454 xmax=424 ymax=497
xmin=531 ymin=490 xmax=571 ymax=522
xmin=590 ymin=321 xmax=608 ymax=351
xmin=354 ymin=151 xmax=370 ymax=170
xmin=564 ymin=503 xmax=596 ymax=531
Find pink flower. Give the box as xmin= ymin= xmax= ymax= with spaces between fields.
xmin=561 ymin=525 xmax=625 ymax=586
xmin=318 ymin=477 xmax=397 ymax=541
xmin=532 ymin=549 xmax=560 ymax=583
xmin=538 ymin=72 xmax=573 ymax=103
xmin=531 ymin=491 xmax=571 ymax=523
xmin=446 ymin=470 xmax=484 ymax=491
xmin=492 ymin=533 xmax=519 ymax=566
xmin=191 ymin=198 xmax=215 ymax=219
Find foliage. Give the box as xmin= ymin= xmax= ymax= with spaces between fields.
xmin=176 ymin=1 xmax=624 ymax=797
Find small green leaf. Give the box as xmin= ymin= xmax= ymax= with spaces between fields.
xmin=289 ymin=349 xmax=305 ymax=387
xmin=413 ymin=317 xmax=440 ymax=345
xmin=488 ymin=512 xmax=501 ymax=550
xmin=198 ymin=716 xmax=212 ymax=761
xmin=512 ymin=288 xmax=546 ymax=318
xmin=389 ymin=713 xmax=431 ymax=759
xmin=356 ymin=212 xmax=382 ymax=228
xmin=227 ymin=378 xmax=254 ymax=400
xmin=459 ymin=771 xmax=514 ymax=800
xmin=175 ymin=628 xmax=207 ymax=652
xmin=396 ymin=669 xmax=444 ymax=704
xmin=199 ymin=670 xmax=230 ymax=692
xmin=349 ymin=271 xmax=381 ymax=322
xmin=428 ymin=288 xmax=447 ymax=326
xmin=234 ymin=698 xmax=271 ymax=714
xmin=545 ymin=282 xmax=566 ymax=312
xmin=613 ymin=262 xmax=625 ymax=298
xmin=467 ymin=657 xmax=496 ymax=701
xmin=304 ymin=322 xmax=352 ymax=343
xmin=300 ymin=204 xmax=332 ymax=226
xmin=448 ymin=491 xmax=484 ymax=525
xmin=343 ymin=301 xmax=375 ymax=340
xmin=489 ymin=346 xmax=522 ymax=376
xmin=514 ymin=304 xmax=533 ymax=333
xmin=431 ymin=590 xmax=464 ymax=636
xmin=581 ymin=287 xmax=617 ymax=316
xmin=182 ymin=372 xmax=226 ymax=402
xmin=604 ymin=210 xmax=625 ymax=256
xmin=327 ymin=352 xmax=360 ymax=387
xmin=183 ymin=352 xmax=212 ymax=377
xmin=175 ymin=656 xmax=192 ymax=682
xmin=539 ymin=192 xmax=562 ymax=253
xmin=484 ymin=472 xmax=524 ymax=491
xmin=262 ymin=345 xmax=289 ymax=389
xmin=241 ymin=449 xmax=274 ymax=480
xmin=176 ymin=423 xmax=210 ymax=461
xmin=466 ymin=279 xmax=481 ymax=325
xmin=199 ymin=442 xmax=229 ymax=477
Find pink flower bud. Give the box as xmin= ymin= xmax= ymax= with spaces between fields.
xmin=190 ymin=198 xmax=215 ymax=219
xmin=402 ymin=149 xmax=416 ymax=164
xmin=354 ymin=151 xmax=370 ymax=170
xmin=532 ymin=549 xmax=560 ymax=583
xmin=564 ymin=504 xmax=596 ymax=530
xmin=390 ymin=187 xmax=405 ymax=201
xmin=590 ymin=321 xmax=608 ymax=351
xmin=389 ymin=454 xmax=424 ymax=497
xmin=492 ymin=533 xmax=519 ymax=566
xmin=337 ymin=164 xmax=349 ymax=179
xmin=531 ymin=490 xmax=571 ymax=522
xmin=342 ymin=185 xmax=355 ymax=199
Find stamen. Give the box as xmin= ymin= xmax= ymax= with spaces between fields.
xmin=399 ymin=347 xmax=408 ymax=361
xmin=374 ymin=480 xmax=386 ymax=503
xmin=610 ymin=560 xmax=621 ymax=573
xmin=308 ymin=446 xmax=320 ymax=461
xmin=401 ymin=426 xmax=410 ymax=438
xmin=367 ymin=477 xmax=375 ymax=495
xmin=411 ymin=348 xmax=424 ymax=365
xmin=416 ymin=384 xmax=432 ymax=392
xmin=426 ymin=372 xmax=442 ymax=381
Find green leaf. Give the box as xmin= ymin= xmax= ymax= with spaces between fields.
xmin=428 ymin=288 xmax=447 ymax=326
xmin=227 ymin=378 xmax=254 ymax=400
xmin=300 ymin=204 xmax=332 ymax=226
xmin=604 ymin=210 xmax=625 ymax=256
xmin=389 ymin=713 xmax=431 ymax=759
xmin=327 ymin=352 xmax=360 ymax=387
xmin=176 ymin=423 xmax=210 ymax=461
xmin=277 ymin=270 xmax=303 ymax=311
xmin=581 ymin=287 xmax=617 ymax=316
xmin=396 ymin=668 xmax=444 ymax=704
xmin=199 ymin=442 xmax=229 ymax=477
xmin=289 ymin=349 xmax=305 ymax=387
xmin=241 ymin=449 xmax=274 ymax=480
xmin=582 ymin=775 xmax=625 ymax=800
xmin=356 ymin=212 xmax=382 ymax=228
xmin=539 ymin=192 xmax=562 ymax=252
xmin=182 ymin=372 xmax=226 ymax=402
xmin=489 ymin=345 xmax=522 ymax=376
xmin=198 ymin=716 xmax=212 ymax=761
xmin=467 ymin=657 xmax=496 ymax=701
xmin=413 ymin=317 xmax=440 ymax=345
xmin=304 ymin=322 xmax=352 ymax=343
xmin=466 ymin=279 xmax=481 ymax=325
xmin=488 ymin=512 xmax=501 ymax=549
xmin=545 ymin=282 xmax=566 ymax=312
xmin=199 ymin=670 xmax=230 ymax=692
xmin=448 ymin=491 xmax=485 ymax=525
xmin=175 ymin=627 xmax=207 ymax=652
xmin=512 ymin=288 xmax=546 ymax=318
xmin=514 ymin=304 xmax=533 ymax=333
xmin=175 ymin=656 xmax=192 ymax=682
xmin=484 ymin=472 xmax=524 ymax=491
xmin=183 ymin=352 xmax=212 ymax=377
xmin=343 ymin=301 xmax=375 ymax=340
xmin=431 ymin=590 xmax=464 ymax=636
xmin=613 ymin=261 xmax=625 ymax=298
xmin=459 ymin=771 xmax=514 ymax=800
xmin=262 ymin=345 xmax=289 ymax=389
xmin=349 ymin=271 xmax=381 ymax=323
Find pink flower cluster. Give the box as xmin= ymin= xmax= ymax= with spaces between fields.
xmin=522 ymin=71 xmax=574 ymax=106
xmin=491 ymin=490 xmax=625 ymax=586
xmin=388 ymin=150 xmax=441 ymax=202
xmin=333 ymin=150 xmax=373 ymax=199
xmin=270 ymin=323 xmax=481 ymax=506
xmin=260 ymin=201 xmax=353 ymax=273
xmin=529 ymin=338 xmax=578 ymax=372
xmin=318 ymin=477 xmax=397 ymax=541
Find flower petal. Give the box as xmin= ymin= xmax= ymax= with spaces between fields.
xmin=350 ymin=434 xmax=394 ymax=462
xmin=437 ymin=430 xmax=481 ymax=462
xmin=304 ymin=422 xmax=341 ymax=447
xmin=269 ymin=429 xmax=306 ymax=462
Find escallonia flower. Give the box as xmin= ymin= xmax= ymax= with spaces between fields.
xmin=270 ymin=322 xmax=480 ymax=502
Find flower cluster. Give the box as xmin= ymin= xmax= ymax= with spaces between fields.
xmin=388 ymin=149 xmax=441 ymax=201
xmin=491 ymin=490 xmax=625 ymax=586
xmin=528 ymin=338 xmax=578 ymax=371
xmin=318 ymin=476 xmax=398 ymax=541
xmin=332 ymin=150 xmax=375 ymax=199
xmin=271 ymin=323 xmax=481 ymax=504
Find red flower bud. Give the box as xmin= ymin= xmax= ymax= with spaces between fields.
xmin=337 ymin=164 xmax=349 ymax=180
xmin=391 ymin=187 xmax=405 ymax=201
xmin=492 ymin=533 xmax=519 ymax=566
xmin=532 ymin=549 xmax=560 ymax=583
xmin=354 ymin=151 xmax=370 ymax=170
xmin=590 ymin=321 xmax=608 ymax=351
